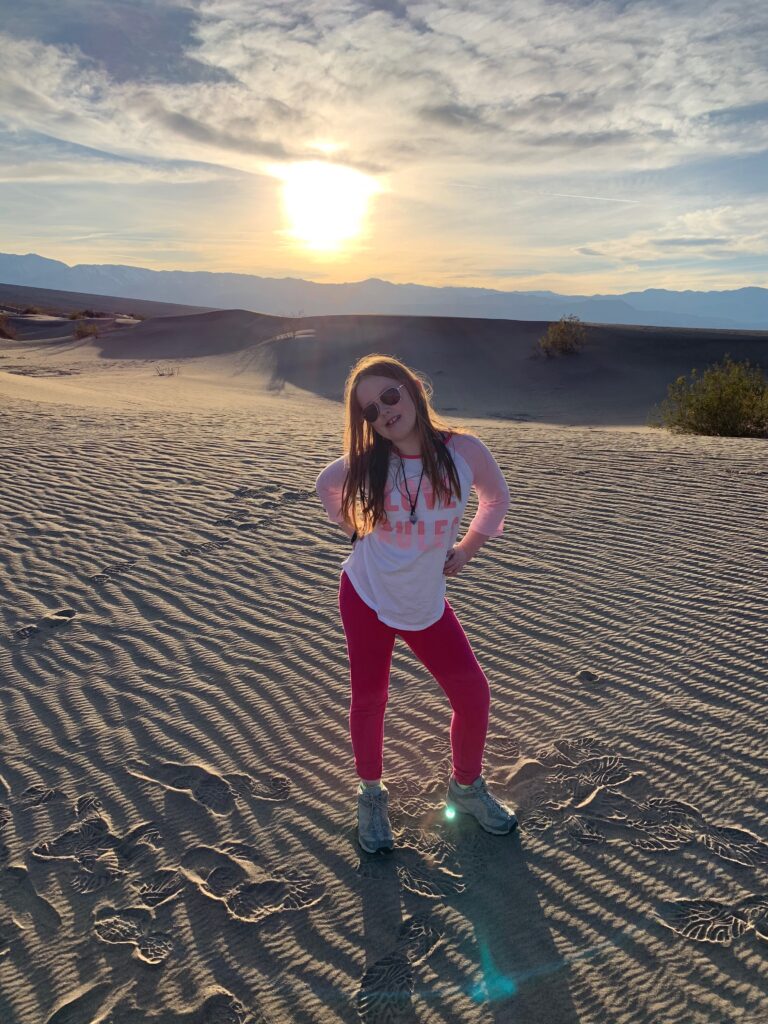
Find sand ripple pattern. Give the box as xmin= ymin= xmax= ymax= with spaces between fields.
xmin=0 ymin=397 xmax=766 ymax=1023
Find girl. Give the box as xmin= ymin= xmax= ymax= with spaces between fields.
xmin=315 ymin=354 xmax=517 ymax=854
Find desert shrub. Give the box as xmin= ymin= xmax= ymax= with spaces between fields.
xmin=0 ymin=314 xmax=17 ymax=339
xmin=648 ymin=353 xmax=768 ymax=438
xmin=22 ymin=306 xmax=43 ymax=314
xmin=538 ymin=314 xmax=587 ymax=357
xmin=74 ymin=323 xmax=99 ymax=339
xmin=154 ymin=363 xmax=180 ymax=376
xmin=69 ymin=308 xmax=107 ymax=320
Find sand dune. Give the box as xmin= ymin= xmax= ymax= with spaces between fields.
xmin=2 ymin=301 xmax=767 ymax=426
xmin=0 ymin=296 xmax=767 ymax=1023
xmin=0 ymin=280 xmax=214 ymax=320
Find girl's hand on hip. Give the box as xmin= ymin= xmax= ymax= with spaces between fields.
xmin=444 ymin=545 xmax=470 ymax=576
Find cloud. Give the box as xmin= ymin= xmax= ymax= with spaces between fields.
xmin=579 ymin=203 xmax=768 ymax=263
xmin=3 ymin=0 xmax=232 ymax=86
xmin=0 ymin=130 xmax=244 ymax=184
xmin=1 ymin=2 xmax=768 ymax=290
xmin=2 ymin=0 xmax=768 ymax=182
xmin=150 ymin=106 xmax=289 ymax=158
xmin=654 ymin=237 xmax=729 ymax=247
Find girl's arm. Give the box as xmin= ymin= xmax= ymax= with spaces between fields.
xmin=453 ymin=434 xmax=511 ymax=541
xmin=316 ymin=457 xmax=357 ymax=539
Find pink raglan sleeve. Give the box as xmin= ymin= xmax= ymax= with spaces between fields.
xmin=454 ymin=434 xmax=510 ymax=537
xmin=315 ymin=456 xmax=350 ymax=526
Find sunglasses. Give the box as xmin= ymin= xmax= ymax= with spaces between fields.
xmin=361 ymin=383 xmax=407 ymax=424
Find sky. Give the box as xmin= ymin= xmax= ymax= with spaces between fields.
xmin=1 ymin=0 xmax=767 ymax=294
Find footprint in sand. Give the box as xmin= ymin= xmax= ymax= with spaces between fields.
xmin=126 ymin=758 xmax=238 ymax=813
xmin=29 ymin=796 xmax=171 ymax=898
xmin=355 ymin=914 xmax=444 ymax=1023
xmin=69 ymin=851 xmax=127 ymax=895
xmin=213 ymin=508 xmax=254 ymax=527
xmin=31 ymin=812 xmax=163 ymax=894
xmin=89 ymin=558 xmax=140 ymax=586
xmin=74 ymin=793 xmax=104 ymax=817
xmin=128 ymin=867 xmax=185 ymax=908
xmin=179 ymin=537 xmax=233 ymax=557
xmin=10 ymin=608 xmax=76 ymax=643
xmin=0 ymin=865 xmax=62 ymax=934
xmin=355 ymin=830 xmax=467 ymax=899
xmin=657 ymin=893 xmax=768 ymax=946
xmin=233 ymin=484 xmax=312 ymax=504
xmin=31 ymin=815 xmax=117 ymax=862
xmin=126 ymin=757 xmax=291 ymax=811
xmin=180 ymin=844 xmax=325 ymax=925
xmin=511 ymin=735 xmax=768 ymax=869
xmin=11 ymin=623 xmax=40 ymax=642
xmin=112 ymin=821 xmax=164 ymax=865
xmin=225 ymin=485 xmax=315 ymax=531
xmin=41 ymin=608 xmax=77 ymax=628
xmin=21 ymin=783 xmax=70 ymax=807
xmin=92 ymin=905 xmax=173 ymax=963
xmin=574 ymin=668 xmax=601 ymax=684
xmin=195 ymin=991 xmax=269 ymax=1024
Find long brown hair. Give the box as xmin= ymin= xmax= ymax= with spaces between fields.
xmin=341 ymin=354 xmax=466 ymax=535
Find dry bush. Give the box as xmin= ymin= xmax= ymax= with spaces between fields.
xmin=22 ymin=306 xmax=44 ymax=315
xmin=648 ymin=353 xmax=768 ymax=437
xmin=69 ymin=308 xmax=107 ymax=320
xmin=74 ymin=323 xmax=99 ymax=339
xmin=538 ymin=314 xmax=587 ymax=357
xmin=0 ymin=314 xmax=17 ymax=340
xmin=154 ymin=363 xmax=180 ymax=376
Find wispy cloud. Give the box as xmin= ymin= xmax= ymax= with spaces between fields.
xmin=1 ymin=1 xmax=767 ymax=289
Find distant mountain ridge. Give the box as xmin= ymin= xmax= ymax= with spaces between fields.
xmin=1 ymin=251 xmax=766 ymax=330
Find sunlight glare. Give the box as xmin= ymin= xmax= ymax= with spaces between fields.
xmin=276 ymin=161 xmax=381 ymax=253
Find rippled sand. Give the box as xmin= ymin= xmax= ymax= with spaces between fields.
xmin=1 ymin=309 xmax=767 ymax=1023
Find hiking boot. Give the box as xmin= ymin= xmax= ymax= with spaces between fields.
xmin=357 ymin=782 xmax=394 ymax=853
xmin=446 ymin=775 xmax=518 ymax=835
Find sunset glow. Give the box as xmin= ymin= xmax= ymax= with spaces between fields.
xmin=276 ymin=161 xmax=382 ymax=254
xmin=1 ymin=2 xmax=766 ymax=290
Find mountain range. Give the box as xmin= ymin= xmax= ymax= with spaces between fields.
xmin=1 ymin=251 xmax=766 ymax=331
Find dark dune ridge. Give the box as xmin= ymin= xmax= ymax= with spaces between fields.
xmin=0 ymin=280 xmax=215 ymax=319
xmin=98 ymin=309 xmax=768 ymax=427
xmin=3 ymin=283 xmax=768 ymax=425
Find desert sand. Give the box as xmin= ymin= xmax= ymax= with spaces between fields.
xmin=0 ymin=299 xmax=767 ymax=1024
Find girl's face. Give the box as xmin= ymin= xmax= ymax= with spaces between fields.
xmin=356 ymin=374 xmax=419 ymax=445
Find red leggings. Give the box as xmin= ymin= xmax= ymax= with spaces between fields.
xmin=338 ymin=570 xmax=490 ymax=785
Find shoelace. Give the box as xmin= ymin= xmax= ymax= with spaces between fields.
xmin=466 ymin=779 xmax=510 ymax=819
xmin=364 ymin=790 xmax=392 ymax=838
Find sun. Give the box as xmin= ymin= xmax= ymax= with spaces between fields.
xmin=275 ymin=160 xmax=382 ymax=254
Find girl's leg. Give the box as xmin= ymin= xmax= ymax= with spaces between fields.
xmin=338 ymin=572 xmax=396 ymax=782
xmin=398 ymin=603 xmax=490 ymax=786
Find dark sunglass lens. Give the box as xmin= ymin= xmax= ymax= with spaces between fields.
xmin=381 ymin=387 xmax=402 ymax=406
xmin=361 ymin=387 xmax=401 ymax=423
